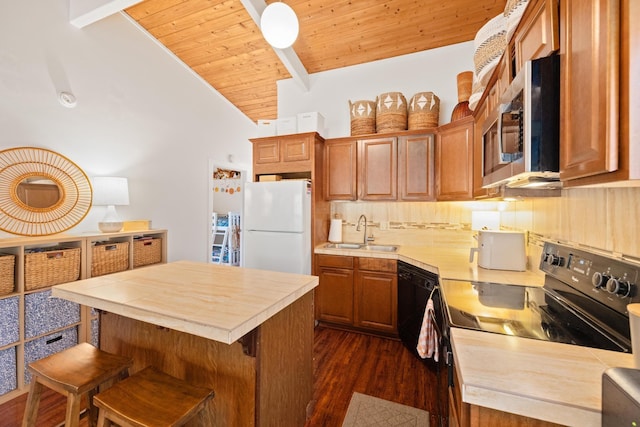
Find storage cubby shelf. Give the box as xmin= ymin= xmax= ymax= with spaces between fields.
xmin=0 ymin=229 xmax=167 ymax=404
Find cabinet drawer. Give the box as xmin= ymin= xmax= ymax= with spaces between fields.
xmin=24 ymin=289 xmax=80 ymax=339
xmin=0 ymin=296 xmax=19 ymax=347
xmin=0 ymin=346 xmax=16 ymax=396
xmin=357 ymin=257 xmax=396 ymax=273
xmin=24 ymin=327 xmax=78 ymax=384
xmin=316 ymin=254 xmax=354 ymax=269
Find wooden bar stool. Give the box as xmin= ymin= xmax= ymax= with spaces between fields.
xmin=22 ymin=342 xmax=133 ymax=427
xmin=93 ymin=366 xmax=215 ymax=427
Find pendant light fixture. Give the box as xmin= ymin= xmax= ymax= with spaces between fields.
xmin=260 ymin=2 xmax=299 ymax=49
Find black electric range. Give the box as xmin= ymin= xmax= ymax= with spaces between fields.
xmin=440 ymin=241 xmax=640 ymax=353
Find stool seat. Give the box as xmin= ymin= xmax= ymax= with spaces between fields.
xmin=22 ymin=342 xmax=133 ymax=427
xmin=94 ymin=366 xmax=215 ymax=427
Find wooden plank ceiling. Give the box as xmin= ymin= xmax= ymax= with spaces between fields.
xmin=126 ymin=0 xmax=506 ymax=122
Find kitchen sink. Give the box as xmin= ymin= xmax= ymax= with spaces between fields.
xmin=324 ymin=243 xmax=363 ymax=249
xmin=323 ymin=243 xmax=398 ymax=252
xmin=361 ymin=244 xmax=398 ymax=252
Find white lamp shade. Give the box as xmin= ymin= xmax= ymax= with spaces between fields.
xmin=260 ymin=2 xmax=299 ymax=49
xmin=92 ymin=177 xmax=130 ymax=206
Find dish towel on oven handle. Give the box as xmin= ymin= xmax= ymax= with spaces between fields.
xmin=417 ymin=297 xmax=439 ymax=362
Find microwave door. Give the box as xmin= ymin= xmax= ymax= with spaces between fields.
xmin=499 ymin=96 xmax=524 ymax=163
xmin=500 ymin=111 xmax=521 ymax=161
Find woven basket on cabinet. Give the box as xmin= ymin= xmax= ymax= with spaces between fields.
xmin=24 ymin=247 xmax=81 ymax=290
xmin=0 ymin=254 xmax=15 ymax=295
xmin=408 ymin=92 xmax=440 ymax=129
xmin=91 ymin=242 xmax=130 ymax=277
xmin=376 ymin=92 xmax=407 ymax=133
xmin=133 ymin=238 xmax=162 ymax=268
xmin=349 ymin=99 xmax=377 ymax=136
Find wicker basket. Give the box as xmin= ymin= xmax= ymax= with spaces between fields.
xmin=25 ymin=247 xmax=81 ymax=290
xmin=349 ymin=99 xmax=377 ymax=136
xmin=376 ymin=92 xmax=407 ymax=133
xmin=0 ymin=254 xmax=15 ymax=295
xmin=133 ymin=238 xmax=162 ymax=268
xmin=504 ymin=0 xmax=530 ymax=40
xmin=474 ymin=13 xmax=507 ymax=86
xmin=91 ymin=242 xmax=129 ymax=277
xmin=408 ymin=92 xmax=440 ymax=130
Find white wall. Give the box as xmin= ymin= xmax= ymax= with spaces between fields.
xmin=277 ymin=41 xmax=475 ymax=138
xmin=0 ymin=0 xmax=256 ymax=262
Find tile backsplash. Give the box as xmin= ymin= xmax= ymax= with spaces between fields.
xmin=331 ymin=186 xmax=640 ymax=259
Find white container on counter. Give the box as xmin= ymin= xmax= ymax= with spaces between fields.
xmin=469 ymin=230 xmax=526 ymax=271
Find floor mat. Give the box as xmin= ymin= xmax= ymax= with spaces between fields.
xmin=341 ymin=392 xmax=430 ymax=427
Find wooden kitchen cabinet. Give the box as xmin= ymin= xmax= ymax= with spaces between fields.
xmin=253 ymin=134 xmax=309 ymax=164
xmin=358 ymin=137 xmax=397 ymax=200
xmin=354 ymin=257 xmax=397 ymax=334
xmin=436 ymin=116 xmax=474 ymax=201
xmin=398 ymin=134 xmax=435 ymax=201
xmin=559 ymin=0 xmax=640 ymax=186
xmin=512 ymin=0 xmax=560 ymax=74
xmin=315 ymin=254 xmax=397 ymax=337
xmin=250 ymin=132 xmax=324 ymax=180
xmin=315 ymin=254 xmax=354 ymax=325
xmin=323 ymin=139 xmax=357 ymax=200
xmin=324 ymin=131 xmax=435 ymax=201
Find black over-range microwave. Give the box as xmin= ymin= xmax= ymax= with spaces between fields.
xmin=481 ymin=55 xmax=560 ymax=188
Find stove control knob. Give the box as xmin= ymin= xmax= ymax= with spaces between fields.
xmin=592 ymin=272 xmax=610 ymax=289
xmin=605 ymin=277 xmax=632 ymax=297
xmin=544 ymin=253 xmax=564 ymax=267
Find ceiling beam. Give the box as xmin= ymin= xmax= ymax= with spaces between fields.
xmin=69 ymin=0 xmax=143 ymax=28
xmin=239 ymin=0 xmax=310 ymax=92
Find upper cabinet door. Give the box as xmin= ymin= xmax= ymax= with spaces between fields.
xmin=513 ymin=0 xmax=560 ymax=72
xmin=436 ymin=117 xmax=474 ymax=201
xmin=281 ymin=136 xmax=310 ymax=162
xmin=398 ymin=134 xmax=435 ymax=201
xmin=253 ymin=140 xmax=280 ymax=164
xmin=559 ymin=0 xmax=620 ymax=181
xmin=324 ymin=140 xmax=357 ymax=201
xmin=358 ymin=137 xmax=397 ymax=201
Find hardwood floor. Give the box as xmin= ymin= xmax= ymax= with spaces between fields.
xmin=305 ymin=326 xmax=446 ymax=427
xmin=0 ymin=326 xmax=446 ymax=426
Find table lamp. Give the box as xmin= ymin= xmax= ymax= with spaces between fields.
xmin=92 ymin=177 xmax=129 ymax=233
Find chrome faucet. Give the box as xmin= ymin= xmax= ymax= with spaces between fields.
xmin=356 ymin=215 xmax=374 ymax=244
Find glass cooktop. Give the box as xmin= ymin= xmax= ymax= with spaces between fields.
xmin=440 ymin=279 xmax=630 ymax=353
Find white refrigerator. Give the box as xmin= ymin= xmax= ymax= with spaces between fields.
xmin=243 ymin=180 xmax=311 ymax=274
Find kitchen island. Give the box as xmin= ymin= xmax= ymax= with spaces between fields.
xmin=52 ymin=260 xmax=318 ymax=427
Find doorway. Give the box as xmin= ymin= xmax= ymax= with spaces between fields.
xmin=208 ymin=161 xmax=245 ymax=265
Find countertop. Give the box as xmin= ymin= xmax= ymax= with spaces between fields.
xmin=52 ymin=260 xmax=318 ymax=345
xmin=315 ymin=242 xmax=633 ymax=426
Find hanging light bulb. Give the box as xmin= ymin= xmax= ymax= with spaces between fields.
xmin=260 ymin=2 xmax=299 ymax=49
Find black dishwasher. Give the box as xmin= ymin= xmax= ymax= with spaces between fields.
xmin=397 ymin=261 xmax=448 ymax=427
xmin=397 ymin=261 xmax=442 ymax=368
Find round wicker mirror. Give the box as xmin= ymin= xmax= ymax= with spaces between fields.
xmin=0 ymin=147 xmax=92 ymax=236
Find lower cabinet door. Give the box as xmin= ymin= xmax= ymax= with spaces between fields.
xmin=316 ymin=268 xmax=354 ymax=325
xmin=354 ymin=271 xmax=397 ymax=334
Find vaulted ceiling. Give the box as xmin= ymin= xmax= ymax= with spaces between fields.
xmin=125 ymin=0 xmax=507 ymax=122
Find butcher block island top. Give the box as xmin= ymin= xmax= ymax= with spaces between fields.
xmin=52 ymin=261 xmax=318 ymax=427
xmin=52 ymin=260 xmax=318 ymax=344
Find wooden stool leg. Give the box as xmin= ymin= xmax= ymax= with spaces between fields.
xmin=96 ymin=410 xmax=112 ymax=427
xmin=87 ymin=388 xmax=98 ymax=427
xmin=21 ymin=379 xmax=44 ymax=427
xmin=65 ymin=392 xmax=82 ymax=427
